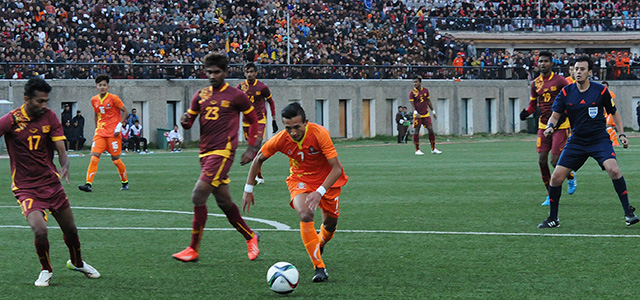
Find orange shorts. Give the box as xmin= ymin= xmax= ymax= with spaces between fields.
xmin=286 ymin=179 xmax=341 ymax=218
xmin=91 ymin=135 xmax=122 ymax=156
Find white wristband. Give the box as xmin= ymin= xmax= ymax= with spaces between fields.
xmin=244 ymin=184 xmax=254 ymax=193
xmin=114 ymin=122 xmax=122 ymax=133
xmin=431 ymin=110 xmax=436 ymax=114
xmin=316 ymin=186 xmax=326 ymax=196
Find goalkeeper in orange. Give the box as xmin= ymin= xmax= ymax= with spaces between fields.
xmin=242 ymin=102 xmax=348 ymax=283
xmin=78 ymin=75 xmax=129 ymax=192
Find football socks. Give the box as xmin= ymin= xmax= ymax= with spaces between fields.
xmin=85 ymin=155 xmax=100 ymax=184
xmin=612 ymin=177 xmax=631 ymax=215
xmin=428 ymin=132 xmax=435 ymax=150
xmin=35 ymin=239 xmax=52 ymax=272
xmin=319 ymin=224 xmax=334 ymax=248
xmin=548 ymin=185 xmax=562 ymax=220
xmin=300 ymin=221 xmax=324 ymax=268
xmin=189 ymin=205 xmax=208 ymax=252
xmin=540 ymin=163 xmax=551 ymax=193
xmin=221 ymin=202 xmax=254 ymax=240
xmin=112 ymin=159 xmax=128 ymax=183
xmin=63 ymin=233 xmax=83 ymax=269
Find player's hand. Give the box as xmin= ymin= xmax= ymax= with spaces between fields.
xmin=519 ymin=109 xmax=529 ymax=121
xmin=240 ymin=148 xmax=255 ymax=165
xmin=543 ymin=126 xmax=554 ymax=137
xmin=431 ymin=112 xmax=437 ymax=120
xmin=113 ymin=131 xmax=120 ymax=138
xmin=305 ymin=192 xmax=322 ymax=211
xmin=272 ymin=119 xmax=278 ymax=133
xmin=242 ymin=192 xmax=255 ymax=213
xmin=620 ymin=135 xmax=629 ymax=148
xmin=180 ymin=112 xmax=190 ymax=127
xmin=60 ymin=166 xmax=70 ymax=185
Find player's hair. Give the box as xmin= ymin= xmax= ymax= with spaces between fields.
xmin=95 ymin=74 xmax=110 ymax=84
xmin=24 ymin=78 xmax=51 ymax=98
xmin=413 ymin=75 xmax=422 ymax=82
xmin=539 ymin=51 xmax=553 ymax=61
xmin=204 ymin=52 xmax=229 ymax=71
xmin=575 ymin=56 xmax=593 ymax=71
xmin=398 ymin=105 xmax=403 ymax=109
xmin=244 ymin=62 xmax=257 ymax=71
xmin=281 ymin=102 xmax=306 ymax=121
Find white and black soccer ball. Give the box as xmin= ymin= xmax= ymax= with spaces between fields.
xmin=266 ymin=262 xmax=299 ymax=294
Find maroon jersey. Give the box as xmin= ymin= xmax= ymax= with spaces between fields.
xmin=237 ymin=79 xmax=275 ymax=121
xmin=528 ymin=72 xmax=570 ymax=129
xmin=186 ymin=83 xmax=257 ymax=157
xmin=409 ymin=87 xmax=432 ymax=117
xmin=0 ymin=106 xmax=65 ymax=190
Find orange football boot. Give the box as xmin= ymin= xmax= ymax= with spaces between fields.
xmin=246 ymin=232 xmax=261 ymax=261
xmin=172 ymin=247 xmax=199 ymax=262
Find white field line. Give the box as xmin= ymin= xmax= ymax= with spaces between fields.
xmin=2 ymin=206 xmax=640 ymax=238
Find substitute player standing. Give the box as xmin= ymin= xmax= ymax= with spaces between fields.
xmin=0 ymin=78 xmax=100 ymax=286
xmin=172 ymin=53 xmax=261 ymax=262
xmin=238 ymin=62 xmax=278 ymax=184
xmin=78 ymin=75 xmax=129 ymax=192
xmin=242 ymin=102 xmax=348 ymax=282
xmin=410 ymin=76 xmax=441 ymax=155
xmin=538 ymin=56 xmax=639 ymax=228
xmin=519 ymin=51 xmax=576 ymax=206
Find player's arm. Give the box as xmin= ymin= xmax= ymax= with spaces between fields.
xmin=242 ymin=151 xmax=269 ymax=213
xmin=521 ymin=84 xmax=539 ymax=120
xmin=611 ymin=111 xmax=629 ymax=148
xmin=427 ymin=98 xmax=437 ymax=119
xmin=114 ymin=105 xmax=128 ymax=137
xmin=54 ymin=139 xmax=70 ymax=184
xmin=305 ymin=156 xmax=343 ymax=211
xmin=543 ymin=111 xmax=562 ymax=137
xmin=266 ymin=94 xmax=278 ymax=133
xmin=240 ymin=107 xmax=262 ymax=165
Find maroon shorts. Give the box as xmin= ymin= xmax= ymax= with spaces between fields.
xmin=243 ymin=122 xmax=267 ymax=140
xmin=14 ymin=182 xmax=69 ymax=220
xmin=537 ymin=128 xmax=569 ymax=156
xmin=413 ymin=116 xmax=433 ymax=129
xmin=199 ymin=152 xmax=235 ymax=187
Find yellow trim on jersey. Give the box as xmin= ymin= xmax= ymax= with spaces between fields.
xmin=415 ymin=113 xmax=431 ymax=118
xmin=99 ymin=92 xmax=109 ymax=104
xmin=187 ymin=109 xmax=199 ymax=115
xmin=243 ymin=116 xmax=267 ymax=126
xmin=539 ymin=118 xmax=570 ymax=130
xmin=219 ymin=83 xmax=229 ymax=92
xmin=199 ymin=140 xmax=233 ymax=159
xmin=245 ymin=79 xmax=257 ymax=86
xmin=52 ymin=136 xmax=66 ymax=141
xmin=290 ymin=124 xmax=309 ymax=150
xmin=242 ymin=106 xmax=255 ymax=115
xmin=19 ymin=105 xmax=31 ymax=121
xmin=11 ymin=169 xmax=17 ymax=191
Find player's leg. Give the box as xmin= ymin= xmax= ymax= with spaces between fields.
xmin=172 ymin=179 xmax=212 ymax=262
xmin=537 ymin=130 xmax=553 ymax=205
xmin=538 ymin=164 xmax=572 ymax=228
xmin=212 ymin=183 xmax=260 ymax=260
xmin=27 ymin=210 xmax=53 ymax=286
xmin=413 ymin=118 xmax=423 ymax=155
xmin=551 ymin=129 xmax=576 ymax=195
xmin=602 ymin=158 xmax=638 ymax=225
xmin=317 ymin=188 xmax=341 ymax=253
xmin=425 ymin=118 xmax=441 ymax=154
xmin=292 ymin=193 xmax=327 ymax=282
xmin=79 ymin=137 xmax=106 ymax=192
xmin=107 ymin=137 xmax=128 ymax=190
xmin=52 ymin=207 xmax=101 ymax=278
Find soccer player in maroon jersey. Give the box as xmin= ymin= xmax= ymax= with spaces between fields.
xmin=238 ymin=62 xmax=277 ymax=184
xmin=0 ymin=78 xmax=100 ymax=286
xmin=520 ymin=51 xmax=577 ymax=206
xmin=172 ymin=53 xmax=262 ymax=263
xmin=410 ymin=76 xmax=441 ymax=155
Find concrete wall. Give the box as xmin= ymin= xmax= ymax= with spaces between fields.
xmin=0 ymin=79 xmax=638 ymax=145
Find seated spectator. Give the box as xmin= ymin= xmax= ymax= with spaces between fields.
xmin=168 ymin=125 xmax=183 ymax=152
xmin=129 ymin=120 xmax=148 ymax=153
xmin=120 ymin=120 xmax=131 ymax=153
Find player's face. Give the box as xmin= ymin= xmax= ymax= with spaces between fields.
xmin=413 ymin=79 xmax=421 ymax=89
xmin=538 ymin=56 xmax=552 ymax=74
xmin=244 ymin=67 xmax=257 ymax=82
xmin=282 ymin=115 xmax=307 ymax=142
xmin=573 ymin=61 xmax=592 ymax=83
xmin=24 ymin=91 xmax=49 ymax=118
xmin=205 ymin=65 xmax=227 ymax=88
xmin=96 ymin=80 xmax=109 ymax=95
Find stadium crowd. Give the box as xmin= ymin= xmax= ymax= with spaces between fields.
xmin=0 ymin=0 xmax=639 ymax=80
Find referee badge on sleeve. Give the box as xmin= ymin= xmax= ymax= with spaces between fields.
xmin=588 ymin=107 xmax=598 ymax=118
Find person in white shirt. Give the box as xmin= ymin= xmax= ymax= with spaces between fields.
xmin=121 ymin=120 xmax=131 ymax=152
xmin=130 ymin=120 xmax=147 ymax=153
xmin=168 ymin=125 xmax=182 ymax=152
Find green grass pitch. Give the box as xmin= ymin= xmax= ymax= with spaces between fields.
xmin=1 ymin=134 xmax=639 ymax=299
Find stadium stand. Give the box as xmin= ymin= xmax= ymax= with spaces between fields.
xmin=0 ymin=0 xmax=638 ymax=80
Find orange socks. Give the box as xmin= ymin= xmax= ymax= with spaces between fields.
xmin=300 ymin=221 xmax=324 ymax=268
xmin=85 ymin=155 xmax=100 ymax=184
xmin=318 ymin=224 xmax=334 ymax=248
xmin=112 ymin=159 xmax=127 ymax=183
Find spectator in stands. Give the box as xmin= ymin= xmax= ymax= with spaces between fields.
xmin=168 ymin=125 xmax=182 ymax=152
xmin=129 ymin=120 xmax=147 ymax=153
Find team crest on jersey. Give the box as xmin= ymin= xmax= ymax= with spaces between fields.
xmin=240 ymin=84 xmax=249 ymax=92
xmin=221 ymin=100 xmax=230 ymax=108
xmin=534 ymin=78 xmax=544 ymax=91
xmin=199 ymin=87 xmax=212 ymax=101
xmin=551 ymin=86 xmax=557 ymax=91
xmin=588 ymin=107 xmax=598 ymax=118
xmin=256 ymin=91 xmax=261 ymax=96
xmin=42 ymin=125 xmax=50 ymax=133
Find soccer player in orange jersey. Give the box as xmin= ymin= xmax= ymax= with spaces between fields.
xmin=519 ymin=51 xmax=576 ymax=206
xmin=242 ymin=102 xmax=348 ymax=283
xmin=238 ymin=62 xmax=277 ymax=184
xmin=172 ymin=53 xmax=261 ymax=263
xmin=78 ymin=75 xmax=129 ymax=192
xmin=410 ymin=76 xmax=441 ymax=155
xmin=602 ymin=82 xmax=620 ymax=146
xmin=0 ymin=78 xmax=100 ymax=286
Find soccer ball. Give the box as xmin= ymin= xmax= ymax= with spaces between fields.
xmin=266 ymin=262 xmax=299 ymax=294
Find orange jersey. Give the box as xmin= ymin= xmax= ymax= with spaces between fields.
xmin=260 ymin=122 xmax=348 ymax=187
xmin=91 ymin=93 xmax=124 ymax=137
